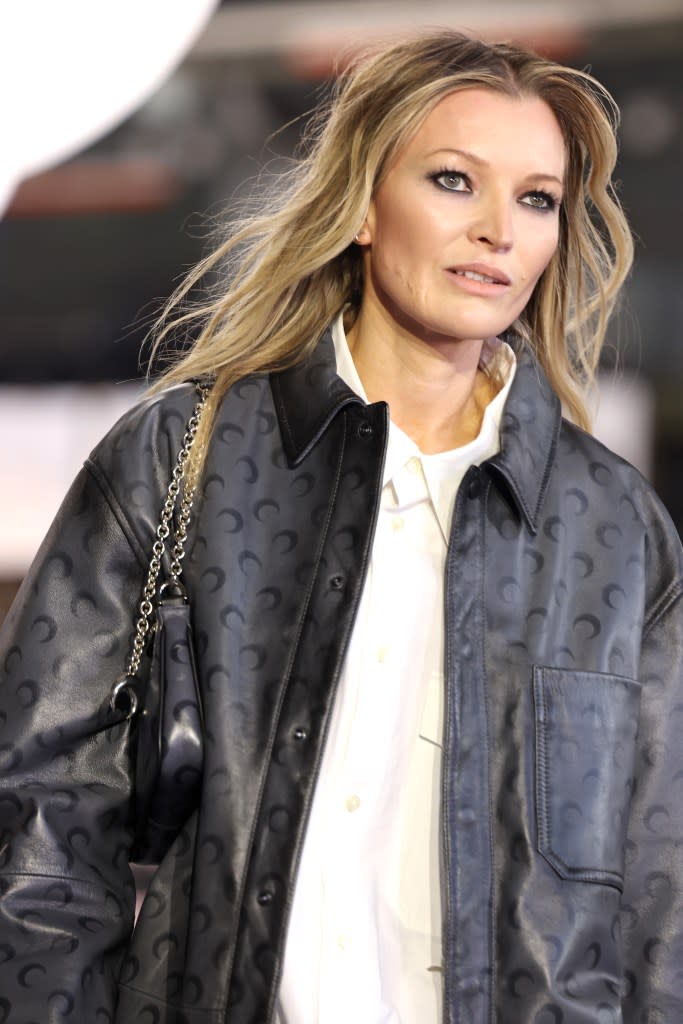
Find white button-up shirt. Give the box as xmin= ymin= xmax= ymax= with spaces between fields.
xmin=275 ymin=317 xmax=516 ymax=1024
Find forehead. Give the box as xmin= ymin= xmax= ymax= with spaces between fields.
xmin=401 ymin=87 xmax=566 ymax=178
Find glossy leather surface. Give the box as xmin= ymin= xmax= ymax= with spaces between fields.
xmin=1 ymin=331 xmax=683 ymax=1022
xmin=132 ymin=597 xmax=204 ymax=865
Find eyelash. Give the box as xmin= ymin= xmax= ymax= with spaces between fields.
xmin=429 ymin=168 xmax=561 ymax=213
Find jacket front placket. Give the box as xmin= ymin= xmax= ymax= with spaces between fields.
xmin=222 ymin=400 xmax=389 ymax=1024
xmin=442 ymin=462 xmax=494 ymax=1024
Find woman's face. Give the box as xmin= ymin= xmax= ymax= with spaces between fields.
xmin=357 ymin=87 xmax=566 ymax=348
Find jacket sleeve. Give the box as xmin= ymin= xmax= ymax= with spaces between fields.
xmin=0 ymin=457 xmax=147 ymax=1022
xmin=621 ymin=579 xmax=683 ymax=1019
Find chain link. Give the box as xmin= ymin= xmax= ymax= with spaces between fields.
xmin=124 ymin=384 xmax=209 ymax=679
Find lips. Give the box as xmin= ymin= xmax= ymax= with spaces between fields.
xmin=449 ymin=262 xmax=511 ymax=286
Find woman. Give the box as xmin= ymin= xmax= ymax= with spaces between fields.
xmin=1 ymin=29 xmax=681 ymax=1024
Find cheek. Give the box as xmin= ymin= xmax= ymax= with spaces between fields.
xmin=368 ymin=205 xmax=432 ymax=299
xmin=519 ymin=228 xmax=560 ymax=292
xmin=373 ymin=200 xmax=427 ymax=259
xmin=538 ymin=232 xmax=560 ymax=275
xmin=506 ymin=232 xmax=559 ymax=323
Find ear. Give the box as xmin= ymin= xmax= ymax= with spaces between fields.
xmin=354 ymin=201 xmax=375 ymax=245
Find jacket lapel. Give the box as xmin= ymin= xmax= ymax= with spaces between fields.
xmin=486 ymin=343 xmax=562 ymax=535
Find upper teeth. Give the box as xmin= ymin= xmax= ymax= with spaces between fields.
xmin=456 ymin=270 xmax=500 ymax=284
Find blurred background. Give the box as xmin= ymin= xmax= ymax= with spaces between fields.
xmin=2 ymin=0 xmax=683 ymax=619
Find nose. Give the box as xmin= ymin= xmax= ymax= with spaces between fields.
xmin=467 ymin=191 xmax=513 ymax=252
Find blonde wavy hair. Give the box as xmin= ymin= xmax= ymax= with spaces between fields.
xmin=149 ymin=29 xmax=633 ymax=451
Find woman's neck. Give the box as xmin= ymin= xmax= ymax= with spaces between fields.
xmin=345 ymin=306 xmax=498 ymax=454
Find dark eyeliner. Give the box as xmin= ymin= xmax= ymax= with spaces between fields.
xmin=428 ymin=168 xmax=472 ymax=191
xmin=523 ymin=189 xmax=560 ymax=212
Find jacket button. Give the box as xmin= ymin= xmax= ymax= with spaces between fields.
xmin=457 ymin=807 xmax=476 ymax=825
xmin=329 ymin=574 xmax=345 ymax=590
xmin=257 ymin=890 xmax=274 ymax=906
xmin=293 ymin=726 xmax=308 ymax=741
xmin=357 ymin=421 xmax=373 ymax=438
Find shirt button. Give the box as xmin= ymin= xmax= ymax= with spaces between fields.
xmin=377 ymin=647 xmax=388 ymax=663
xmin=407 ymin=457 xmax=421 ymax=475
xmin=337 ymin=935 xmax=351 ymax=951
xmin=391 ymin=516 xmax=405 ymax=532
xmin=345 ymin=794 xmax=361 ymax=813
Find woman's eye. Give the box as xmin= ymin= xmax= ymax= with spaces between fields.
xmin=521 ymin=191 xmax=558 ymax=212
xmin=432 ymin=171 xmax=470 ymax=192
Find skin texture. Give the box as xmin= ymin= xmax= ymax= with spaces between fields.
xmin=347 ymin=88 xmax=566 ymax=452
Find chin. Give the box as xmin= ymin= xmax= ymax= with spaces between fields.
xmin=421 ymin=316 xmax=512 ymax=345
xmin=415 ymin=300 xmax=517 ymax=345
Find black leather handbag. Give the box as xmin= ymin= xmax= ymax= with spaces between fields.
xmin=109 ymin=385 xmax=208 ymax=864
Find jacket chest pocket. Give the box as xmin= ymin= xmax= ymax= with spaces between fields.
xmin=533 ymin=666 xmax=641 ymax=891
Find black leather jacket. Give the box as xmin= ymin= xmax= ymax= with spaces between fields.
xmin=1 ymin=331 xmax=683 ymax=1024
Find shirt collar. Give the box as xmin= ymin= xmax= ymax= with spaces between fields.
xmin=330 ymin=312 xmax=517 ymax=540
xmin=270 ymin=319 xmax=561 ymax=536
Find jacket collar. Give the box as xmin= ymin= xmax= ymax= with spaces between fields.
xmin=486 ymin=342 xmax=562 ymax=535
xmin=271 ymin=327 xmax=365 ymax=466
xmin=271 ymin=328 xmax=561 ymax=535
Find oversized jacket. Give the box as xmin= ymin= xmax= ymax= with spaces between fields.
xmin=1 ymin=328 xmax=683 ymax=1024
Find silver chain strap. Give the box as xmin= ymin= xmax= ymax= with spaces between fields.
xmin=110 ymin=384 xmax=209 ymax=717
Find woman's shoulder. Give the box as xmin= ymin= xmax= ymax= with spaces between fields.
xmin=81 ymin=382 xmax=202 ymax=521
xmin=558 ymin=416 xmax=683 ymax=597
xmin=558 ymin=416 xmax=662 ymax=508
xmin=91 ymin=382 xmax=199 ymax=461
xmin=85 ymin=374 xmax=273 ymax=505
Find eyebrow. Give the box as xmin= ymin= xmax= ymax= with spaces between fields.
xmin=427 ymin=147 xmax=565 ymax=188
